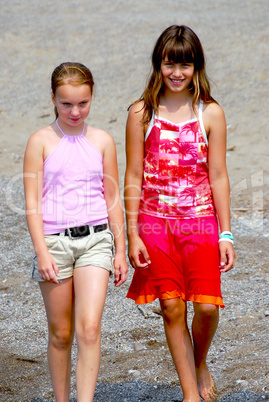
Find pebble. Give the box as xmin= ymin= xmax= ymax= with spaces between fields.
xmin=133 ymin=342 xmax=146 ymax=352
xmin=236 ymin=379 xmax=249 ymax=387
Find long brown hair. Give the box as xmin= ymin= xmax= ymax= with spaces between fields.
xmin=133 ymin=25 xmax=215 ymax=124
xmin=51 ymin=62 xmax=94 ymax=118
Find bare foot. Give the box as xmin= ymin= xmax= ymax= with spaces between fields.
xmin=196 ymin=364 xmax=218 ymax=401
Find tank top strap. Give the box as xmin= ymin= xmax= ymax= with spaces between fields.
xmin=198 ymin=100 xmax=208 ymax=145
xmin=145 ymin=111 xmax=155 ymax=141
xmin=198 ymin=100 xmax=203 ymax=118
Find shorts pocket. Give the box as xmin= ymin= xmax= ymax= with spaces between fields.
xmin=31 ymin=255 xmax=37 ymax=279
xmin=44 ymin=235 xmax=59 ymax=249
xmin=95 ymin=229 xmax=114 ymax=245
xmin=107 ymin=229 xmax=114 ymax=244
xmin=31 ymin=254 xmax=43 ymax=281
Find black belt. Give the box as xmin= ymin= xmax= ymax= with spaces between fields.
xmin=53 ymin=224 xmax=108 ymax=238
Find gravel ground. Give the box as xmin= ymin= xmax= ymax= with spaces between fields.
xmin=0 ymin=0 xmax=269 ymax=401
xmin=0 ymin=178 xmax=268 ymax=401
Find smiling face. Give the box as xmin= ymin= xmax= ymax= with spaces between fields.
xmin=161 ymin=58 xmax=194 ymax=94
xmin=52 ymin=83 xmax=92 ymax=130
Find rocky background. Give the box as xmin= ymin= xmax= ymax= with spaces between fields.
xmin=0 ymin=0 xmax=268 ymax=401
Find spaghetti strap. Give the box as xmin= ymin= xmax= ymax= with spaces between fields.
xmin=145 ymin=112 xmax=155 ymax=141
xmin=199 ymin=100 xmax=204 ymax=117
xmin=198 ymin=100 xmax=208 ymax=145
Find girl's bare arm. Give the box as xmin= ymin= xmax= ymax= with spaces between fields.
xmin=102 ymin=133 xmax=128 ymax=286
xmin=205 ymin=103 xmax=236 ymax=272
xmin=124 ymin=103 xmax=151 ymax=269
xmin=24 ymin=131 xmax=60 ymax=283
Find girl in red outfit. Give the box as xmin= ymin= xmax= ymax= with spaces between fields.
xmin=124 ymin=25 xmax=235 ymax=402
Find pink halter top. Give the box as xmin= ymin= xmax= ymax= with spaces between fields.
xmin=42 ymin=121 xmax=108 ymax=234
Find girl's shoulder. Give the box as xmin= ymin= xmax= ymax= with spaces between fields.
xmin=26 ymin=124 xmax=56 ymax=148
xmin=128 ymin=100 xmax=145 ymax=119
xmin=202 ymin=101 xmax=226 ymax=136
xmin=86 ymin=124 xmax=113 ymax=141
xmin=85 ymin=124 xmax=115 ymax=154
xmin=202 ymin=101 xmax=225 ymax=120
xmin=24 ymin=124 xmax=58 ymax=164
xmin=127 ymin=100 xmax=146 ymax=134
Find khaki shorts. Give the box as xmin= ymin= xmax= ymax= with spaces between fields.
xmin=31 ymin=228 xmax=114 ymax=282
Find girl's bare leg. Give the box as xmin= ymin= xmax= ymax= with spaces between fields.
xmin=73 ymin=265 xmax=109 ymax=402
xmin=192 ymin=303 xmax=219 ymax=401
xmin=160 ymin=298 xmax=200 ymax=402
xmin=39 ymin=278 xmax=75 ymax=402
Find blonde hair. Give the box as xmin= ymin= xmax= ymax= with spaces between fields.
xmin=51 ymin=62 xmax=94 ymax=118
xmin=132 ymin=25 xmax=215 ymax=124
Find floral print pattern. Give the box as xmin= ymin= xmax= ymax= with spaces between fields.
xmin=140 ymin=117 xmax=215 ymax=218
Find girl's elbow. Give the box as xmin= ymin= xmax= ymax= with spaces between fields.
xmin=125 ymin=169 xmax=143 ymax=186
xmin=209 ymin=167 xmax=229 ymax=182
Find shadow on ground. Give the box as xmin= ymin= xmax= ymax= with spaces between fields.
xmin=29 ymin=381 xmax=268 ymax=402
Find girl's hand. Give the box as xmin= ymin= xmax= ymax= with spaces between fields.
xmin=37 ymin=251 xmax=60 ymax=284
xmin=128 ymin=235 xmax=151 ymax=270
xmin=113 ymin=252 xmax=128 ymax=287
xmin=219 ymin=241 xmax=236 ymax=273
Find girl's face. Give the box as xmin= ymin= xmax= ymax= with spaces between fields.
xmin=52 ymin=83 xmax=92 ymax=127
xmin=161 ymin=58 xmax=194 ymax=94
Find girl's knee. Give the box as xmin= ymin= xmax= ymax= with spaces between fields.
xmin=49 ymin=327 xmax=74 ymax=350
xmin=160 ymin=298 xmax=186 ymax=324
xmin=76 ymin=322 xmax=101 ymax=346
xmin=194 ymin=303 xmax=219 ymax=319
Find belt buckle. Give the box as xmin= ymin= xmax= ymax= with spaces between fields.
xmin=66 ymin=228 xmax=75 ymax=239
xmin=67 ymin=226 xmax=90 ymax=238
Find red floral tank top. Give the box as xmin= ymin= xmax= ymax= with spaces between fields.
xmin=139 ymin=102 xmax=216 ymax=219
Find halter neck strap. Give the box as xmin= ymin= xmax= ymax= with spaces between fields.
xmin=56 ymin=118 xmax=85 ymax=137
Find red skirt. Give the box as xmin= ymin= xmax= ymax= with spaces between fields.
xmin=127 ymin=214 xmax=224 ymax=308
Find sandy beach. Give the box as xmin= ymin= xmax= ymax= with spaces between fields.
xmin=0 ymin=0 xmax=268 ymax=400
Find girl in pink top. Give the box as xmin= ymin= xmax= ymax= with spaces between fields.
xmin=24 ymin=62 xmax=128 ymax=401
xmin=125 ymin=26 xmax=235 ymax=401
